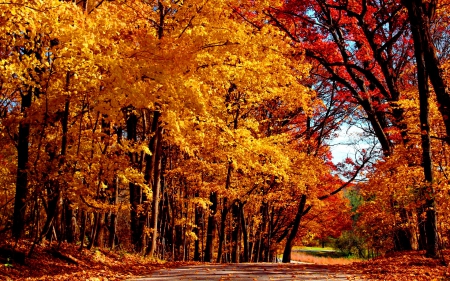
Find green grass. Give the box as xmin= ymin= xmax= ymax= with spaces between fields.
xmin=292 ymin=246 xmax=336 ymax=252
xmin=289 ymin=246 xmax=361 ymax=264
xmin=292 ymin=246 xmax=352 ymax=259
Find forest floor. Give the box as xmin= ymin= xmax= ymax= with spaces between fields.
xmin=0 ymin=239 xmax=449 ymax=280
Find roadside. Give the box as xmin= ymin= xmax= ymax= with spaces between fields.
xmin=1 ymin=239 xmax=449 ymax=280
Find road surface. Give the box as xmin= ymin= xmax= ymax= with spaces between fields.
xmin=129 ymin=263 xmax=362 ymax=280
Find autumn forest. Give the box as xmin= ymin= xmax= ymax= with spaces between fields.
xmin=1 ymin=0 xmax=450 ymax=277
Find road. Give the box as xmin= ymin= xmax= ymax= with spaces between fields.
xmin=128 ymin=263 xmax=362 ymax=280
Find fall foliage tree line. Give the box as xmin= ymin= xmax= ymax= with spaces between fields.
xmin=0 ymin=0 xmax=449 ymax=264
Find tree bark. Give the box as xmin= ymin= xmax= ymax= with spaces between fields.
xmin=282 ymin=194 xmax=307 ymax=263
xmin=204 ymin=191 xmax=217 ymax=262
xmin=146 ymin=111 xmax=162 ymax=257
xmin=108 ymin=176 xmax=119 ymax=249
xmin=404 ymin=0 xmax=438 ymax=257
xmin=193 ymin=193 xmax=201 ymax=261
xmin=127 ymin=111 xmax=143 ymax=251
xmin=12 ymin=89 xmax=33 ymax=239
xmin=240 ymin=205 xmax=249 ymax=262
xmin=407 ymin=0 xmax=450 ymax=143
xmin=230 ymin=201 xmax=241 ymax=263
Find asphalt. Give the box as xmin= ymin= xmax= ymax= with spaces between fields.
xmin=128 ymin=263 xmax=362 ymax=280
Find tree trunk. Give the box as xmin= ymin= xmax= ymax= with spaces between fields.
xmin=146 ymin=111 xmax=162 ymax=257
xmin=240 ymin=205 xmax=249 ymax=262
xmin=231 ymin=201 xmax=241 ymax=263
xmin=393 ymin=208 xmax=413 ymax=251
xmin=61 ymin=99 xmax=75 ymax=243
xmin=193 ymin=194 xmax=201 ymax=261
xmin=94 ymin=212 xmax=105 ymax=248
xmin=109 ymin=177 xmax=119 ymax=249
xmin=282 ymin=194 xmax=307 ymax=263
xmin=126 ymin=111 xmax=143 ymax=252
xmin=79 ymin=210 xmax=87 ymax=251
xmin=403 ymin=0 xmax=450 ymax=143
xmin=216 ymin=198 xmax=228 ymax=263
xmin=404 ymin=0 xmax=438 ymax=258
xmin=64 ymin=200 xmax=75 ymax=243
xmin=204 ymin=191 xmax=217 ymax=262
xmin=13 ymin=89 xmax=33 ymax=239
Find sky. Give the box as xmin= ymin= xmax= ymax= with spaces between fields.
xmin=329 ymin=125 xmax=366 ymax=164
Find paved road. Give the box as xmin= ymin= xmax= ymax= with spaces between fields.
xmin=129 ymin=263 xmax=362 ymax=280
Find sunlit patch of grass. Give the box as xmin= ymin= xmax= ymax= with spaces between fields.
xmin=290 ymin=252 xmax=360 ymax=265
xmin=292 ymin=246 xmax=336 ymax=252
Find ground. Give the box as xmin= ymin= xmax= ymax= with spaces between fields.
xmin=0 ymin=239 xmax=449 ymax=280
xmin=128 ymin=263 xmax=359 ymax=280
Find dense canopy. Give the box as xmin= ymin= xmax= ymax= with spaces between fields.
xmin=0 ymin=0 xmax=449 ymax=265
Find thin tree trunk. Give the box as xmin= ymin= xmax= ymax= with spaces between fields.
xmin=79 ymin=210 xmax=87 ymax=251
xmin=282 ymin=194 xmax=307 ymax=263
xmin=241 ymin=205 xmax=249 ymax=262
xmin=146 ymin=111 xmax=162 ymax=257
xmin=87 ymin=212 xmax=98 ymax=250
xmin=231 ymin=201 xmax=241 ymax=263
xmin=193 ymin=194 xmax=201 ymax=261
xmin=109 ymin=177 xmax=119 ymax=249
xmin=13 ymin=89 xmax=32 ymax=239
xmin=64 ymin=200 xmax=75 ymax=243
xmin=127 ymin=111 xmax=143 ymax=252
xmin=216 ymin=198 xmax=228 ymax=263
xmin=204 ymin=191 xmax=217 ymax=262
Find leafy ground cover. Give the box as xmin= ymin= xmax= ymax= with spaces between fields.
xmin=1 ymin=239 xmax=449 ymax=280
xmin=0 ymin=239 xmax=196 ymax=281
xmin=340 ymin=251 xmax=450 ymax=280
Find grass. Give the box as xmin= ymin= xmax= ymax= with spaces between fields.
xmin=290 ymin=252 xmax=361 ymax=265
xmin=292 ymin=246 xmax=336 ymax=252
xmin=289 ymin=246 xmax=361 ymax=265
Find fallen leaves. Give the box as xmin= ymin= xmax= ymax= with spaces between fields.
xmin=338 ymin=250 xmax=449 ymax=281
xmin=0 ymin=238 xmax=199 ymax=281
xmin=1 ymin=239 xmax=449 ymax=280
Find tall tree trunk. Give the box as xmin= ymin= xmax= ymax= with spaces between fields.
xmin=64 ymin=200 xmax=75 ymax=243
xmin=79 ymin=210 xmax=87 ymax=251
xmin=13 ymin=89 xmax=33 ymax=239
xmin=216 ymin=162 xmax=232 ymax=263
xmin=93 ymin=212 xmax=105 ymax=248
xmin=216 ymin=198 xmax=228 ymax=263
xmin=404 ymin=0 xmax=438 ymax=258
xmin=127 ymin=111 xmax=143 ymax=251
xmin=60 ymin=94 xmax=73 ymax=243
xmin=282 ymin=194 xmax=308 ymax=263
xmin=230 ymin=201 xmax=241 ymax=263
xmin=403 ymin=0 xmax=450 ymax=143
xmin=109 ymin=176 xmax=119 ymax=249
xmin=393 ymin=208 xmax=413 ymax=251
xmin=204 ymin=191 xmax=217 ymax=262
xmin=240 ymin=205 xmax=249 ymax=262
xmin=193 ymin=193 xmax=201 ymax=261
xmin=145 ymin=111 xmax=162 ymax=257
